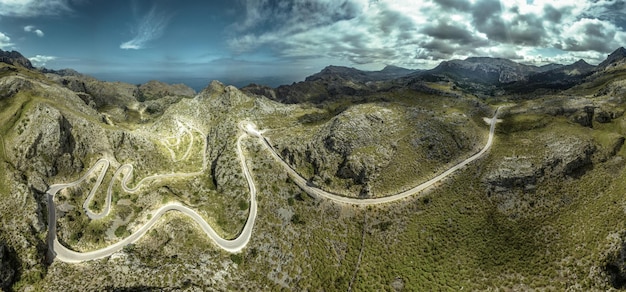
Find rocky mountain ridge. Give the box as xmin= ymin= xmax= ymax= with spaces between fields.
xmin=2 ymin=47 xmax=626 ymax=290
xmin=251 ymin=47 xmax=626 ymax=104
xmin=305 ymin=65 xmax=421 ymax=83
xmin=0 ymin=49 xmax=33 ymax=69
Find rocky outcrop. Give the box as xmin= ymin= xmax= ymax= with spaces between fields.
xmin=595 ymin=106 xmax=625 ymax=123
xmin=241 ymin=84 xmax=277 ymax=100
xmin=0 ymin=76 xmax=34 ymax=99
xmin=45 ymin=73 xmax=140 ymax=109
xmin=323 ymin=107 xmax=397 ymax=185
xmin=484 ymin=137 xmax=597 ymax=193
xmin=10 ymin=103 xmax=85 ymax=177
xmin=0 ymin=244 xmax=17 ymax=291
xmin=138 ymin=80 xmax=195 ymax=101
xmin=0 ymin=49 xmax=33 ymax=69
xmin=570 ymin=106 xmax=595 ymax=128
xmin=199 ymin=80 xmax=253 ymax=110
xmin=597 ymin=47 xmax=626 ymax=70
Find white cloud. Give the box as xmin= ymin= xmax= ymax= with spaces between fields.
xmin=227 ymin=0 xmax=626 ymax=69
xmin=24 ymin=25 xmax=45 ymax=37
xmin=29 ymin=55 xmax=57 ymax=66
xmin=0 ymin=0 xmax=74 ymax=17
xmin=0 ymin=32 xmax=14 ymax=49
xmin=120 ymin=6 xmax=171 ymax=50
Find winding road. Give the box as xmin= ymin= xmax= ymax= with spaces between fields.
xmin=47 ymin=121 xmax=257 ymax=262
xmin=46 ymin=107 xmax=500 ymax=263
xmin=250 ymin=107 xmax=502 ymax=204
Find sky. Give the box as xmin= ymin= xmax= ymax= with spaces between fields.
xmin=0 ymin=0 xmax=625 ymax=89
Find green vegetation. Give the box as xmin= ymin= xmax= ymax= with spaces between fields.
xmin=115 ymin=225 xmax=130 ymax=238
xmin=5 ymin=58 xmax=626 ymax=290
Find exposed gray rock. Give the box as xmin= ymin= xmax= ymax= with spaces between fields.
xmin=0 ymin=76 xmax=34 ymax=99
xmin=323 ymin=106 xmax=398 ymax=184
xmin=546 ymin=137 xmax=596 ymax=176
xmin=485 ymin=137 xmax=597 ymax=194
xmin=595 ymin=106 xmax=624 ymax=123
xmin=569 ymin=106 xmax=595 ymax=128
xmin=0 ymin=49 xmax=33 ymax=68
xmin=484 ymin=157 xmax=541 ymax=191
xmin=11 ymin=104 xmax=79 ymax=177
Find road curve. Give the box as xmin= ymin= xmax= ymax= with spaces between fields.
xmin=47 ymin=107 xmax=500 ymax=263
xmin=247 ymin=107 xmax=502 ymax=205
xmin=47 ymin=122 xmax=257 ymax=263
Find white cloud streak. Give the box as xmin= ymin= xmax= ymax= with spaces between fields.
xmin=29 ymin=55 xmax=57 ymax=66
xmin=0 ymin=0 xmax=76 ymax=17
xmin=24 ymin=25 xmax=45 ymax=37
xmin=227 ymin=0 xmax=626 ymax=68
xmin=120 ymin=6 xmax=171 ymax=50
xmin=0 ymin=32 xmax=14 ymax=49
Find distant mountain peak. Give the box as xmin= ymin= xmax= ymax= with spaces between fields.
xmin=573 ymin=59 xmax=590 ymax=66
xmin=430 ymin=56 xmax=539 ymax=84
xmin=305 ymin=64 xmax=419 ymax=83
xmin=381 ymin=65 xmax=403 ymax=71
xmin=0 ymin=49 xmax=33 ymax=69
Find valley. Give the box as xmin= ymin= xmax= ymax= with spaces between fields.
xmin=1 ymin=47 xmax=626 ymax=290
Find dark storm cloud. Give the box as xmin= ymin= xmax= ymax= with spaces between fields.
xmin=471 ymin=0 xmax=502 ymax=27
xmin=421 ymin=21 xmax=476 ymax=45
xmin=319 ymin=7 xmax=419 ymax=64
xmin=431 ymin=0 xmax=470 ymax=11
xmin=228 ymin=0 xmax=626 ymax=69
xmin=230 ymin=0 xmax=428 ymax=67
xmin=466 ymin=0 xmax=548 ymax=46
xmin=508 ymin=13 xmax=547 ymax=46
xmin=469 ymin=0 xmax=511 ymax=43
xmin=562 ymin=20 xmax=617 ymax=52
xmin=543 ymin=5 xmax=564 ymax=23
xmin=370 ymin=6 xmax=415 ymax=34
xmin=421 ymin=39 xmax=456 ymax=55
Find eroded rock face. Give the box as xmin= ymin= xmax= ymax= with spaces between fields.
xmin=11 ymin=104 xmax=81 ymax=177
xmin=0 ymin=76 xmax=34 ymax=99
xmin=603 ymin=232 xmax=626 ymax=289
xmin=0 ymin=49 xmax=33 ymax=68
xmin=569 ymin=106 xmax=595 ymax=128
xmin=545 ymin=137 xmax=596 ymax=177
xmin=0 ymin=244 xmax=16 ymax=291
xmin=323 ymin=105 xmax=398 ymax=185
xmin=485 ymin=137 xmax=597 ymax=194
xmin=595 ymin=106 xmax=625 ymax=123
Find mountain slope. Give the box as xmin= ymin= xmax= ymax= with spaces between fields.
xmin=0 ymin=49 xmax=33 ymax=69
xmin=3 ymin=49 xmax=626 ymax=290
xmin=424 ymin=57 xmax=542 ymax=85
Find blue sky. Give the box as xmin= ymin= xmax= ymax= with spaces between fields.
xmin=0 ymin=0 xmax=625 ymax=89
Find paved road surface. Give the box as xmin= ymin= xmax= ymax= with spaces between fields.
xmin=252 ymin=107 xmax=501 ymax=205
xmin=47 ymin=121 xmax=257 ymax=263
xmin=46 ymin=108 xmax=500 ymax=263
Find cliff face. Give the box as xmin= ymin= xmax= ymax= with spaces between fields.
xmin=0 ymin=49 xmax=33 ymax=69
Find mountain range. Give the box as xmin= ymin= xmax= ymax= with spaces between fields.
xmin=2 ymin=47 xmax=626 ymax=290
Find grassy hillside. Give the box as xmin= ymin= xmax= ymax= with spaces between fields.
xmin=1 ymin=62 xmax=626 ymax=290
